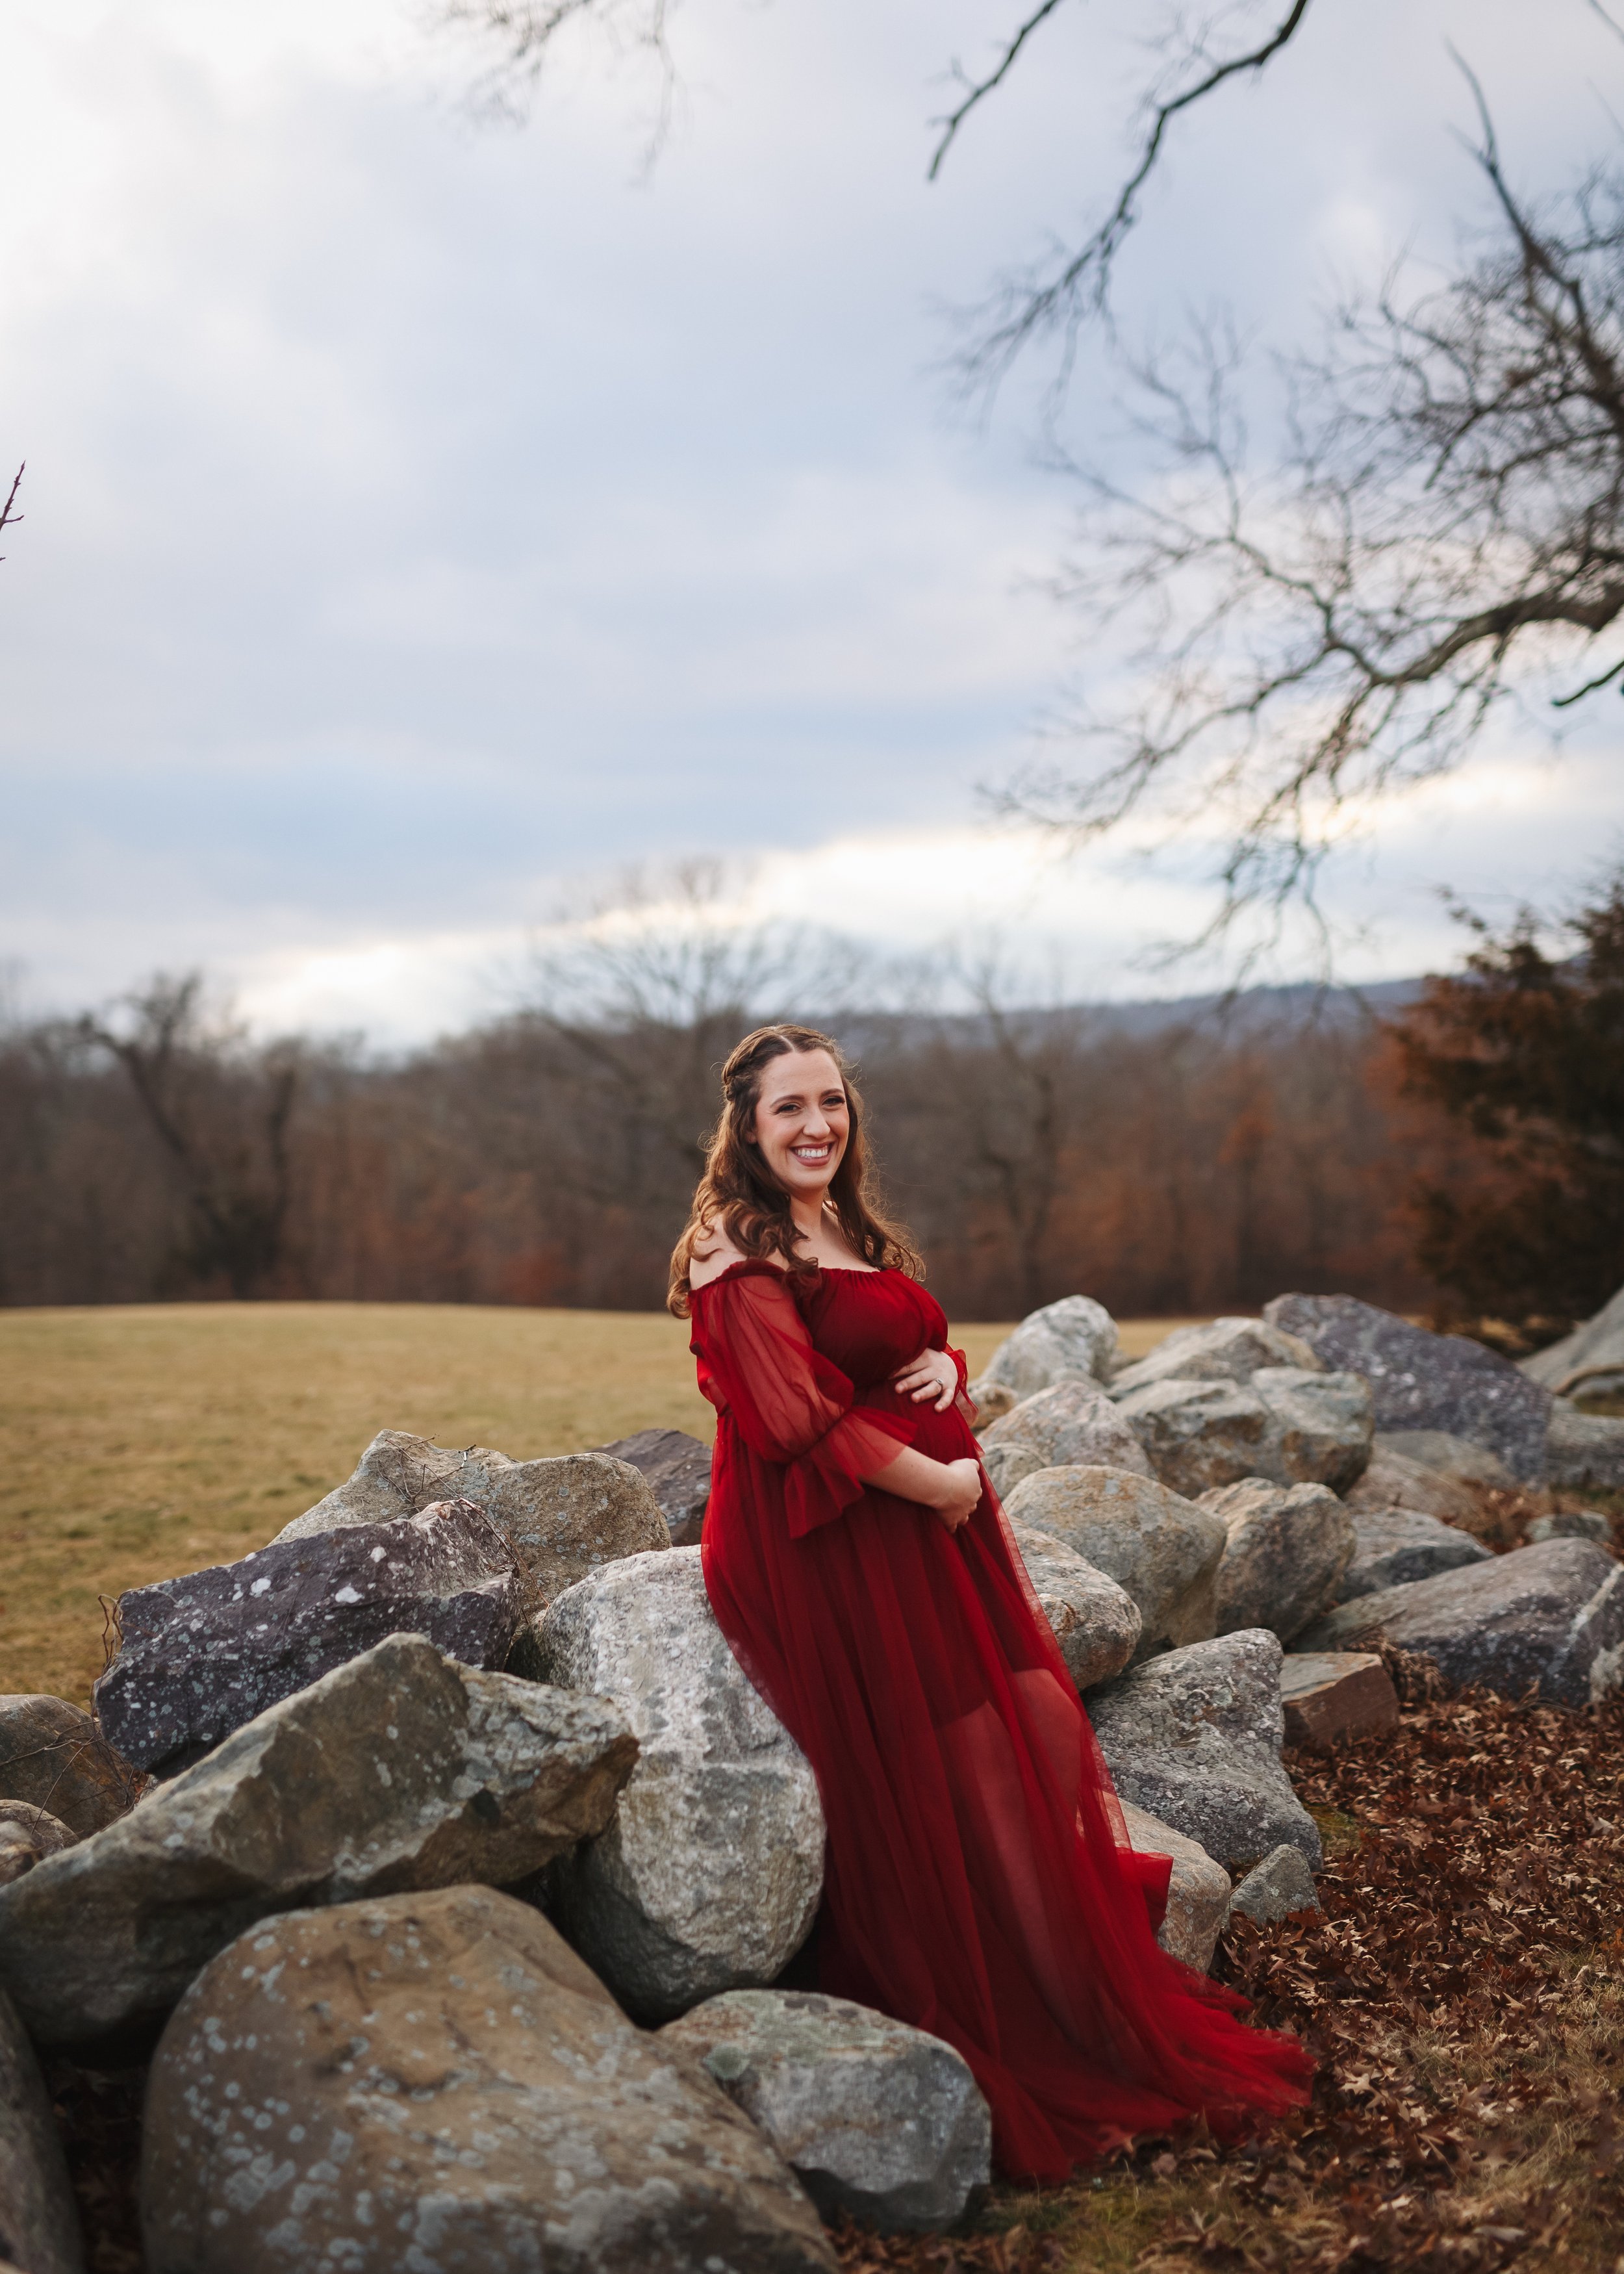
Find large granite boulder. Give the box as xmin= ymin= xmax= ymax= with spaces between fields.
xmin=1343 ymin=1445 xmax=1482 ymax=1525
xmin=594 ymin=1427 xmax=713 ymax=1546
xmin=273 ymin=1427 xmax=670 ymax=1608
xmin=1110 ymin=1316 xmax=1322 ymax=1399
xmin=659 ymin=1989 xmax=990 ymax=2232
xmin=0 ymin=1695 xmax=138 ymax=1837
xmin=0 ymin=1985 xmax=84 ymax=2274
xmin=94 ymin=1500 xmax=523 ymax=1779
xmin=980 ymin=1377 xmax=1153 ymax=1499
xmin=1087 ymin=1630 xmax=1322 ymax=1872
xmin=1198 ymin=1478 xmax=1355 ymax=1642
xmin=142 ymin=1886 xmax=835 ymax=2274
xmin=1297 ymin=1538 xmax=1624 ymax=1707
xmin=1547 ymin=1400 xmax=1624 ymax=1492
xmin=1265 ymin=1294 xmax=1553 ymax=1485
xmin=978 ymin=1296 xmax=1121 ymax=1398
xmin=1003 ymin=1466 xmax=1224 ymax=1663
xmin=1335 ymin=1509 xmax=1491 ymax=1601
xmin=536 ymin=1548 xmax=824 ymax=2021
xmin=0 ymin=1633 xmax=636 ymax=2050
xmin=1006 ymin=1517 xmax=1142 ymax=1691
xmin=1114 ymin=1370 xmax=1371 ymax=1499
xmin=1523 ymin=1281 xmax=1624 ymax=1404
xmin=1117 ymin=1799 xmax=1232 ymax=1973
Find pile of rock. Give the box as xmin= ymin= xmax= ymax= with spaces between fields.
xmin=3 ymin=1284 xmax=1621 ymax=2271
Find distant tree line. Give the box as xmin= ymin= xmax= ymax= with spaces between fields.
xmin=2 ymin=876 xmax=1619 ymax=1332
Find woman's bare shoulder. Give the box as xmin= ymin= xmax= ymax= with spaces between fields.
xmin=687 ymin=1229 xmax=751 ymax=1292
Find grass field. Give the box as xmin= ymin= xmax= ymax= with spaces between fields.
xmin=1 ymin=1301 xmax=1204 ymax=1705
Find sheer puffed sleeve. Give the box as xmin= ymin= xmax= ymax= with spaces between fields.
xmin=691 ymin=1262 xmax=917 ymax=1537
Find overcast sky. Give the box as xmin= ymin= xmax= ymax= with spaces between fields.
xmin=3 ymin=0 xmax=1622 ymax=1043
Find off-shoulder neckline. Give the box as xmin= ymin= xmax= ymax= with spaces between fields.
xmin=689 ymin=1257 xmax=889 ymax=1295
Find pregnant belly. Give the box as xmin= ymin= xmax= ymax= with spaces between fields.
xmin=857 ymin=1387 xmax=978 ymax=1468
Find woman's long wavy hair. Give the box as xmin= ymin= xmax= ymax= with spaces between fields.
xmin=667 ymin=1024 xmax=922 ymax=1316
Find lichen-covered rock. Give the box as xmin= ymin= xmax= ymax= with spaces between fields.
xmin=1199 ymin=1478 xmax=1355 ymax=1642
xmin=1343 ymin=1446 xmax=1483 ymax=1525
xmin=1265 ymin=1294 xmax=1553 ymax=1485
xmin=142 ymin=1887 xmax=835 ymax=2274
xmin=593 ymin=1427 xmax=713 ymax=1546
xmin=0 ymin=1985 xmax=84 ymax=2274
xmin=1523 ymin=1281 xmax=1624 ymax=1404
xmin=1006 ymin=1518 xmax=1142 ymax=1691
xmin=659 ymin=1989 xmax=991 ymax=2232
xmin=1114 ymin=1372 xmax=1372 ymax=1500
xmin=537 ymin=1548 xmax=824 ymax=2021
xmin=978 ymin=1297 xmax=1121 ymax=1398
xmin=0 ymin=1695 xmax=138 ymax=1839
xmin=1225 ymin=1845 xmax=1319 ymax=1926
xmin=980 ymin=1377 xmax=1152 ymax=1498
xmin=0 ymin=1634 xmax=636 ymax=2050
xmin=273 ymin=1427 xmax=670 ymax=1609
xmin=1297 ymin=1539 xmax=1624 ymax=1707
xmin=1116 ymin=1800 xmax=1232 ymax=1974
xmin=1373 ymin=1431 xmax=1515 ymax=1490
xmin=0 ymin=1803 xmax=73 ymax=1888
xmin=1086 ymin=1631 xmax=1322 ymax=1872
xmin=1110 ymin=1317 xmax=1322 ymax=1399
xmin=1003 ymin=1466 xmax=1224 ymax=1663
xmin=1527 ymin=1509 xmax=1612 ymax=1544
xmin=1278 ymin=1652 xmax=1399 ymax=1750
xmin=94 ymin=1500 xmax=522 ymax=1779
xmin=1546 ymin=1400 xmax=1624 ymax=1492
xmin=1335 ymin=1509 xmax=1491 ymax=1600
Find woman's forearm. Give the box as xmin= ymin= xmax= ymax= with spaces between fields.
xmin=861 ymin=1443 xmax=968 ymax=1510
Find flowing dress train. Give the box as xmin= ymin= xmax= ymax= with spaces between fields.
xmin=690 ymin=1260 xmax=1311 ymax=2184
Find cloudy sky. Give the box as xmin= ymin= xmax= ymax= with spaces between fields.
xmin=3 ymin=0 xmax=1621 ymax=1043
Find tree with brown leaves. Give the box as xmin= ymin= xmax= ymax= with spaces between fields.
xmin=1386 ymin=866 xmax=1624 ymax=1331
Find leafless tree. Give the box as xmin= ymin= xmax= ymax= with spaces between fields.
xmin=77 ymin=975 xmax=303 ymax=1297
xmin=998 ymin=104 xmax=1624 ymax=931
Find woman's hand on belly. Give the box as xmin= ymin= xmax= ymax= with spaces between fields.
xmin=892 ymin=1347 xmax=959 ymax=1411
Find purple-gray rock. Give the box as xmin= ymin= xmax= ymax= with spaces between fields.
xmin=1335 ymin=1509 xmax=1492 ymax=1601
xmin=1296 ymin=1537 xmax=1624 ymax=1706
xmin=94 ymin=1500 xmax=522 ymax=1779
xmin=594 ymin=1426 xmax=713 ymax=1546
xmin=1264 ymin=1294 xmax=1553 ymax=1485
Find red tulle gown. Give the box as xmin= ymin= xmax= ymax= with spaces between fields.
xmin=690 ymin=1260 xmax=1311 ymax=2184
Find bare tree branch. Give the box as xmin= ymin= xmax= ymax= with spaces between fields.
xmin=997 ymin=138 xmax=1624 ymax=930
xmin=928 ymin=1 xmax=1072 ymax=183
xmin=955 ymin=1 xmax=1317 ymax=397
xmin=0 ymin=463 xmax=23 ymax=562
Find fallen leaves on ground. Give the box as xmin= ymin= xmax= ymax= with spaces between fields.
xmin=837 ymin=1661 xmax=1624 ymax=2274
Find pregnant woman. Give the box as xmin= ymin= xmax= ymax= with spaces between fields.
xmin=673 ymin=1023 xmax=1310 ymax=2184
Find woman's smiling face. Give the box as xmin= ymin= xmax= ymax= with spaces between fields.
xmin=750 ymin=1048 xmax=850 ymax=1202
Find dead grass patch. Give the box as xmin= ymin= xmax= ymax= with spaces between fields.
xmin=0 ymin=1302 xmax=1034 ymax=1703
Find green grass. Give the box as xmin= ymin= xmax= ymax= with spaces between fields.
xmin=1 ymin=1302 xmax=1032 ymax=1706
